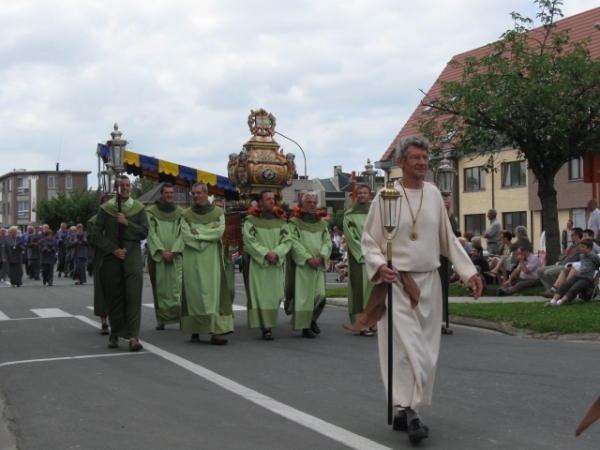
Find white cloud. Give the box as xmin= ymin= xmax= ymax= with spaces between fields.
xmin=0 ymin=0 xmax=597 ymax=187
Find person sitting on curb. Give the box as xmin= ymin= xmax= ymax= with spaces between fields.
xmin=549 ymin=239 xmax=600 ymax=306
xmin=538 ymin=227 xmax=583 ymax=298
xmin=498 ymin=245 xmax=542 ymax=297
xmin=488 ymin=226 xmax=530 ymax=282
xmin=543 ymin=228 xmax=599 ymax=296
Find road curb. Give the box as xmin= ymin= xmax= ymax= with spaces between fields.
xmin=326 ymin=298 xmax=600 ymax=342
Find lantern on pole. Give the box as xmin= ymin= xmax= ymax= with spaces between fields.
xmin=435 ymin=156 xmax=455 ymax=333
xmin=435 ymin=157 xmax=454 ymax=198
xmin=378 ymin=180 xmax=402 ymax=425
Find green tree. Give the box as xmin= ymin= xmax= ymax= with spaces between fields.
xmin=131 ymin=177 xmax=158 ymax=199
xmin=418 ymin=0 xmax=600 ymax=265
xmin=37 ymin=188 xmax=102 ymax=231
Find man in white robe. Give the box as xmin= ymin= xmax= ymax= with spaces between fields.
xmin=362 ymin=135 xmax=482 ymax=443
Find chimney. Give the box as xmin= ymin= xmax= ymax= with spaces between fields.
xmin=334 ymin=165 xmax=342 ymax=176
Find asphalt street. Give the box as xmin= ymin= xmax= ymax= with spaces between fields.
xmin=0 ymin=272 xmax=599 ymax=449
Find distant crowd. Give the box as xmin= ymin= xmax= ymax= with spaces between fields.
xmin=447 ymin=199 xmax=600 ymax=305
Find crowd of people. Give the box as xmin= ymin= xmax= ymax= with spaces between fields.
xmin=3 ymin=135 xmax=598 ymax=443
xmin=447 ymin=199 xmax=600 ymax=304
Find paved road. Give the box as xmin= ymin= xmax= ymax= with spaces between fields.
xmin=0 ymin=272 xmax=599 ymax=449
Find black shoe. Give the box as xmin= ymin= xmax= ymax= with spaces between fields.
xmin=393 ymin=411 xmax=430 ymax=433
xmin=310 ymin=320 xmax=321 ymax=335
xmin=498 ymin=289 xmax=505 ymax=297
xmin=302 ymin=328 xmax=316 ymax=338
xmin=408 ymin=418 xmax=429 ymax=443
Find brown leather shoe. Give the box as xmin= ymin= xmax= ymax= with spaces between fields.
xmin=129 ymin=338 xmax=143 ymax=352
xmin=107 ymin=335 xmax=118 ymax=348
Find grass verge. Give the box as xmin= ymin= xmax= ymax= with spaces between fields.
xmin=450 ymin=301 xmax=600 ymax=334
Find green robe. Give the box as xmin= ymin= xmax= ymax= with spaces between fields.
xmin=180 ymin=206 xmax=233 ymax=335
xmin=86 ymin=215 xmax=107 ymax=317
xmin=243 ymin=213 xmax=292 ymax=329
xmin=147 ymin=203 xmax=184 ymax=325
xmin=284 ymin=215 xmax=332 ymax=330
xmin=343 ymin=202 xmax=373 ymax=324
xmin=90 ymin=198 xmax=148 ymax=339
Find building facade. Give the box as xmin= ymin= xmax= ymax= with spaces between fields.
xmin=0 ymin=170 xmax=90 ymax=231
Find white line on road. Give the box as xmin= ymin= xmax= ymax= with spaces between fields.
xmin=0 ymin=352 xmax=147 ymax=369
xmin=0 ymin=311 xmax=10 ymax=321
xmin=30 ymin=308 xmax=73 ymax=318
xmin=73 ymin=314 xmax=393 ymax=450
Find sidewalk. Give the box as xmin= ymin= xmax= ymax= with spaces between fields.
xmin=326 ymin=296 xmax=600 ymax=341
xmin=326 ymin=295 xmax=547 ymax=307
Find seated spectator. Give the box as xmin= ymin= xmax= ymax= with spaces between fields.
xmin=472 ymin=237 xmax=490 ymax=259
xmin=538 ymin=227 xmax=583 ymax=297
xmin=463 ymin=231 xmax=474 ymax=256
xmin=488 ymin=231 xmax=511 ymax=268
xmin=498 ymin=245 xmax=542 ymax=296
xmin=471 ymin=244 xmax=490 ymax=273
xmin=334 ymin=252 xmax=348 ymax=282
xmin=486 ymin=231 xmax=514 ymax=282
xmin=544 ymin=228 xmax=600 ymax=295
xmin=489 ymin=229 xmax=533 ymax=280
xmin=549 ymin=239 xmax=600 ymax=306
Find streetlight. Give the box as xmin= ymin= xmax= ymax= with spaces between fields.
xmin=435 ymin=156 xmax=455 ymax=332
xmin=274 ymin=131 xmax=308 ymax=188
xmin=378 ymin=180 xmax=402 ymax=425
xmin=362 ymin=159 xmax=377 ymax=194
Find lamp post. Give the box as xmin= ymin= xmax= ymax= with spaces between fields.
xmin=362 ymin=159 xmax=377 ymax=195
xmin=274 ymin=131 xmax=308 ymax=189
xmin=105 ymin=123 xmax=128 ymax=320
xmin=435 ymin=157 xmax=455 ymax=331
xmin=379 ymin=180 xmax=402 ymax=425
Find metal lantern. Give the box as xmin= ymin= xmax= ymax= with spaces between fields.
xmin=100 ymin=168 xmax=116 ymax=196
xmin=435 ymin=157 xmax=454 ymax=198
xmin=107 ymin=123 xmax=127 ymax=174
xmin=379 ymin=181 xmax=401 ymax=235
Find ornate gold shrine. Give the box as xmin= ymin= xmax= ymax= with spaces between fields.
xmin=228 ymin=109 xmax=296 ymax=206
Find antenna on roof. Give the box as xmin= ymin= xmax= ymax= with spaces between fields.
xmin=56 ymin=132 xmax=63 ymax=171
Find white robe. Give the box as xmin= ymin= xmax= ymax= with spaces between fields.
xmin=361 ymin=181 xmax=476 ymax=411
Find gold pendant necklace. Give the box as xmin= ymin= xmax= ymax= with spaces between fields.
xmin=400 ymin=181 xmax=424 ymax=241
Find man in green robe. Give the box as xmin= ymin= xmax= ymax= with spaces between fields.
xmin=285 ymin=192 xmax=332 ymax=338
xmin=146 ymin=183 xmax=184 ymax=330
xmin=343 ymin=184 xmax=374 ymax=333
xmin=90 ymin=176 xmax=148 ymax=351
xmin=243 ymin=189 xmax=292 ymax=340
xmin=86 ymin=194 xmax=110 ymax=335
xmin=180 ymin=182 xmax=233 ymax=345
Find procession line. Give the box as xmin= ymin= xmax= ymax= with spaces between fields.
xmin=73 ymin=314 xmax=393 ymax=450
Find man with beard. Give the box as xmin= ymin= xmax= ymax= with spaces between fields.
xmin=343 ymin=184 xmax=374 ymax=335
xmin=180 ymin=183 xmax=233 ymax=345
xmin=285 ymin=192 xmax=331 ymax=338
xmin=146 ymin=183 xmax=184 ymax=331
xmin=243 ymin=190 xmax=291 ymax=340
xmin=90 ymin=176 xmax=148 ymax=351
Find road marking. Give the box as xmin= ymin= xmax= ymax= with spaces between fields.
xmin=0 ymin=352 xmax=147 ymax=369
xmin=143 ymin=303 xmax=154 ymax=309
xmin=0 ymin=311 xmax=10 ymax=321
xmin=73 ymin=315 xmax=393 ymax=450
xmin=30 ymin=308 xmax=73 ymax=318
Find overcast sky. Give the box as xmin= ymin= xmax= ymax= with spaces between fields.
xmin=0 ymin=0 xmax=598 ymax=187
